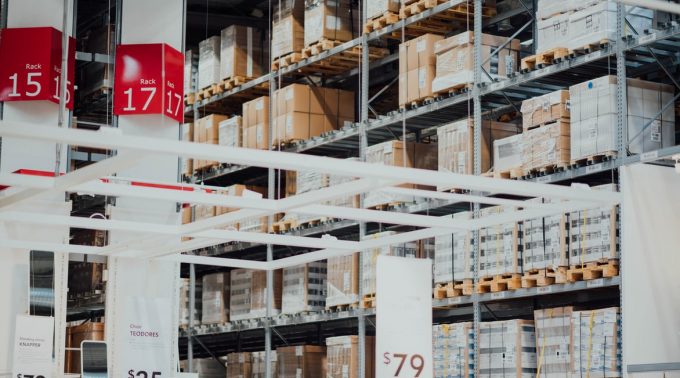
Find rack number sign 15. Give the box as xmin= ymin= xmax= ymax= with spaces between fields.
xmin=0 ymin=27 xmax=75 ymax=109
xmin=114 ymin=44 xmax=184 ymax=122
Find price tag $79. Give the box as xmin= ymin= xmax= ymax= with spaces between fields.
xmin=383 ymin=352 xmax=425 ymax=377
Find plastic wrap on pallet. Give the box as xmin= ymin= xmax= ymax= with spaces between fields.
xmin=326 ymin=253 xmax=359 ymax=308
xmin=252 ymin=351 xmax=277 ymax=378
xmin=220 ymin=25 xmax=264 ymax=81
xmin=520 ymin=121 xmax=570 ymax=173
xmin=225 ymin=352 xmax=252 ymax=378
xmin=433 ymin=322 xmax=474 ymax=378
xmin=218 ymin=116 xmax=242 ymax=148
xmin=478 ymin=206 xmax=521 ymax=277
xmin=520 ymin=90 xmax=570 ymax=130
xmin=201 ymin=272 xmax=230 ymax=324
xmin=304 ymin=0 xmax=357 ymax=46
xmin=569 ymin=184 xmax=619 ymax=265
xmin=282 ymin=261 xmax=327 ymax=314
xmin=366 ymin=0 xmax=400 ymax=20
xmin=523 ymin=198 xmax=568 ymax=272
xmin=229 ymin=269 xmax=252 ymax=321
xmin=184 ymin=50 xmax=196 ymax=94
xmin=179 ymin=278 xmax=202 ymax=327
xmin=493 ymin=134 xmax=523 ymax=174
xmin=479 ymin=319 xmax=537 ymax=377
xmin=192 ymin=359 xmax=225 ymax=378
xmin=534 ymin=307 xmax=573 ymax=377
xmin=272 ymin=15 xmax=305 ymax=59
xmin=434 ymin=212 xmax=473 ymax=284
xmin=364 ymin=140 xmax=438 ymax=208
xmin=571 ymin=307 xmax=621 ymax=377
xmin=436 ymin=119 xmax=518 ymax=188
xmin=326 ymin=336 xmax=375 ymax=378
xmin=361 ymin=231 xmax=418 ymax=296
xmin=276 ymin=345 xmax=326 ymax=378
xmin=251 ymin=269 xmax=283 ymax=318
xmin=198 ymin=36 xmax=220 ymax=90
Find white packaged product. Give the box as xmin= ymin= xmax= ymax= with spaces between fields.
xmin=281 ymin=261 xmax=327 ymax=314
xmin=433 ymin=322 xmax=474 ymax=378
xmin=494 ymin=134 xmax=523 ymax=174
xmin=523 ymin=198 xmax=568 ymax=271
xmin=218 ymin=116 xmax=241 ymax=148
xmin=571 ymin=307 xmax=621 ymax=377
xmin=569 ymin=184 xmax=619 ymax=265
xmin=478 ymin=206 xmax=521 ymax=277
xmin=434 ymin=212 xmax=473 ymax=284
xmin=479 ymin=319 xmax=537 ymax=377
xmin=229 ymin=269 xmax=252 ymax=321
xmin=198 ymin=36 xmax=220 ymax=90
xmin=534 ymin=307 xmax=573 ymax=377
xmin=201 ymin=272 xmax=230 ymax=324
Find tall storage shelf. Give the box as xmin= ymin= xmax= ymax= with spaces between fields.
xmin=172 ymin=0 xmax=680 ymax=377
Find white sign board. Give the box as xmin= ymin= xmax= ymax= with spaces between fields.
xmin=13 ymin=315 xmax=54 ymax=378
xmin=121 ymin=297 xmax=173 ymax=378
xmin=376 ymin=255 xmax=433 ymax=378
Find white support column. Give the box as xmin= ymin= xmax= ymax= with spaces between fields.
xmin=105 ymin=1 xmax=183 ymax=377
xmin=0 ymin=1 xmax=73 ymax=377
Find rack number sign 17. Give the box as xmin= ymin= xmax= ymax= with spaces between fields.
xmin=114 ymin=44 xmax=184 ymax=122
xmin=376 ymin=256 xmax=433 ymax=378
xmin=0 ymin=27 xmax=75 ymax=109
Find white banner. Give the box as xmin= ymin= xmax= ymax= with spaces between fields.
xmin=12 ymin=315 xmax=54 ymax=378
xmin=376 ymin=255 xmax=433 ymax=378
xmin=121 ymin=297 xmax=173 ymax=378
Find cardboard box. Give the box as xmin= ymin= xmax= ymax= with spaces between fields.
xmin=220 ymin=25 xmax=264 ymax=80
xmin=436 ymin=119 xmax=519 ymax=188
xmin=521 ymin=120 xmax=571 ymax=173
xmin=218 ymin=116 xmax=241 ymax=148
xmin=250 ymin=269 xmax=283 ymax=318
xmin=569 ymin=184 xmax=619 ymax=265
xmin=194 ymin=114 xmax=229 ymax=170
xmin=434 ymin=212 xmax=473 ymax=284
xmin=361 ymin=231 xmax=418 ymax=297
xmin=273 ymin=0 xmax=305 ymax=22
xmin=276 ymin=345 xmax=327 ymax=378
xmin=273 ymin=84 xmax=354 ymax=118
xmin=521 ymin=90 xmax=570 ymax=130
xmin=191 ymin=359 xmax=224 ymax=378
xmin=398 ymin=34 xmax=442 ymax=105
xmin=479 ymin=320 xmax=537 ymax=377
xmin=252 ymin=351 xmax=277 ymax=378
xmin=523 ymin=198 xmax=568 ymax=271
xmin=326 ymin=336 xmax=375 ymax=378
xmin=326 ymin=253 xmax=360 ymax=308
xmin=571 ymin=307 xmax=620 ymax=377
xmin=229 ymin=269 xmax=252 ymax=321
xmin=226 ymin=352 xmax=252 ymax=378
xmin=366 ymin=0 xmax=400 ymax=20
xmin=282 ymin=261 xmax=327 ymax=314
xmin=272 ymin=16 xmax=305 ymax=59
xmin=243 ymin=96 xmax=270 ymax=128
xmin=478 ymin=206 xmax=521 ymax=277
xmin=198 ymin=36 xmax=220 ymax=89
xmin=533 ymin=307 xmax=574 ymax=377
xmin=536 ymin=12 xmax=571 ymax=52
xmin=304 ymin=0 xmax=358 ymax=46
xmin=179 ymin=277 xmax=202 ymax=328
xmin=201 ymin=272 xmax=230 ymax=324
xmin=493 ymin=133 xmax=523 ymax=174
xmin=433 ymin=322 xmax=473 ymax=378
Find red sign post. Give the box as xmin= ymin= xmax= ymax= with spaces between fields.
xmin=114 ymin=44 xmax=184 ymax=122
xmin=0 ymin=27 xmax=76 ymax=109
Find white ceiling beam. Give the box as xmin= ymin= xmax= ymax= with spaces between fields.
xmin=165 ymin=254 xmax=269 ymax=270
xmin=2 ymin=239 xmax=108 ymax=255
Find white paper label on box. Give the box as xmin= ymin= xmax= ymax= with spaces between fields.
xmin=384 ymin=142 xmax=393 ymax=154
xmin=640 ymin=150 xmax=658 ymax=162
xmin=650 ymin=120 xmax=661 ymax=142
xmin=13 ymin=315 xmax=54 ymax=378
xmin=296 ymin=346 xmax=303 ymax=356
xmin=490 ymin=291 xmax=507 ymax=300
xmin=256 ymin=126 xmax=263 ymax=143
xmin=416 ymin=40 xmax=426 ymax=52
xmin=343 ymin=271 xmax=350 ymax=291
xmin=586 ymin=163 xmax=604 ymax=174
xmin=418 ymin=68 xmax=426 ymax=88
xmin=537 ymin=286 xmax=552 ymax=294
xmin=295 ymin=368 xmax=302 ymax=378
xmin=286 ymin=114 xmax=293 ymax=134
xmin=255 ymin=99 xmax=263 ymax=110
xmin=286 ymin=87 xmax=294 ymax=100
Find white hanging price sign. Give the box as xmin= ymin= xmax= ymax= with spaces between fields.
xmin=12 ymin=315 xmax=54 ymax=378
xmin=376 ymin=256 xmax=433 ymax=378
xmin=121 ymin=297 xmax=173 ymax=378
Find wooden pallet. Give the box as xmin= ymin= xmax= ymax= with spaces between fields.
xmin=271 ymin=52 xmax=303 ymax=70
xmin=363 ymin=12 xmax=400 ymax=34
xmin=196 ymin=83 xmax=223 ymax=101
xmin=522 ymin=162 xmax=569 ymax=177
xmin=494 ymin=167 xmax=523 ymax=179
xmin=433 ymin=279 xmax=473 ymax=299
xmin=326 ymin=302 xmax=359 ymax=312
xmin=476 ymin=273 xmax=522 ymax=293
xmin=361 ymin=294 xmax=376 ymax=308
xmin=302 ymin=39 xmax=343 ymax=58
xmin=400 ymin=0 xmax=495 ymax=19
xmin=570 ymin=151 xmax=617 ymax=167
xmin=192 ymin=162 xmax=219 ymax=177
xmin=568 ymin=39 xmax=611 ymax=56
xmin=399 ymin=96 xmax=436 ymax=111
xmin=271 ymin=218 xmax=298 ymax=234
xmin=433 ymin=82 xmax=474 ymax=98
xmin=366 ymin=201 xmax=408 ymax=211
xmin=521 ymin=267 xmax=568 ymax=288
xmin=184 ymin=92 xmax=195 ymax=106
xmin=520 ymin=47 xmax=569 ymax=71
xmin=219 ymin=76 xmax=253 ymax=91
xmin=567 ymin=259 xmax=619 ymax=282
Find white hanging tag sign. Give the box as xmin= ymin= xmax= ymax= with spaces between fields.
xmin=13 ymin=315 xmax=54 ymax=378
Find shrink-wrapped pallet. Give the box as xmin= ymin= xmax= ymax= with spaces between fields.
xmin=434 ymin=212 xmax=473 ymax=284
xmin=479 ymin=319 xmax=537 ymax=377
xmin=569 ymin=184 xmax=619 ymax=265
xmin=478 ymin=206 xmax=521 ymax=277
xmin=361 ymin=231 xmax=418 ymax=297
xmin=304 ymin=0 xmax=358 ymax=46
xmin=571 ymin=307 xmax=621 ymax=377
xmin=493 ymin=134 xmax=523 ymax=176
xmin=198 ymin=36 xmax=220 ymax=90
xmin=326 ymin=336 xmax=375 ymax=378
xmin=534 ymin=307 xmax=573 ymax=377
xmin=326 ymin=253 xmax=360 ymax=308
xmin=520 ymin=90 xmax=570 ymax=131
xmin=252 ymin=351 xmax=277 ymax=378
xmin=230 ymin=269 xmax=252 ymax=321
xmin=433 ymin=322 xmax=474 ymax=378
xmin=398 ymin=34 xmax=442 ymax=106
xmin=282 ymin=261 xmax=327 ymax=314
xmin=276 ymin=345 xmax=326 ymax=378
xmin=218 ymin=116 xmax=241 ymax=148
xmin=520 ymin=120 xmax=570 ymax=173
xmin=179 ymin=278 xmax=202 ymax=328
xmin=363 ymin=140 xmax=437 ymax=208
xmin=366 ymin=0 xmax=400 ymax=19
xmin=226 ymin=352 xmax=252 ymax=378
xmin=523 ymin=198 xmax=568 ymax=271
xmin=251 ymin=269 xmax=283 ymax=318
xmin=432 ymin=31 xmax=519 ymax=93
xmin=201 ymin=272 xmax=230 ymax=324
xmin=437 ymin=118 xmax=518 ymax=187
xmin=220 ymin=25 xmax=265 ymax=81
xmin=272 ymin=16 xmax=305 ymax=59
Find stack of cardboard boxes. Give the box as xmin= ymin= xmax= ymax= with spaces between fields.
xmin=220 ymin=25 xmax=265 ymax=81
xmin=198 ymin=36 xmax=221 ymax=90
xmin=272 ymin=0 xmax=305 ymax=60
xmin=193 ymin=114 xmax=229 ymax=171
xmin=479 ymin=319 xmax=537 ymax=377
xmin=243 ymin=96 xmax=270 ymax=150
xmin=432 ymin=322 xmax=474 ymax=378
xmin=181 ymin=123 xmax=194 ymax=177
xmin=520 ymin=90 xmax=571 ymax=173
xmin=326 ymin=336 xmax=375 ymax=378
xmin=276 ymin=345 xmax=326 ymax=378
xmin=179 ymin=277 xmax=202 ymax=328
xmin=433 ymin=212 xmax=473 ymax=288
xmin=282 ymin=261 xmax=327 ymax=314
xmin=201 ymin=272 xmax=230 ymax=325
xmin=218 ymin=116 xmax=242 ymax=148
xmin=361 ymin=231 xmax=419 ymax=299
xmin=304 ymin=0 xmax=358 ymax=47
xmin=534 ymin=307 xmax=573 ymax=376
xmin=252 ymin=351 xmax=277 ymax=378
xmin=478 ymin=206 xmax=522 ymax=278
xmin=326 ymin=253 xmax=360 ymax=309
xmin=250 ymin=269 xmax=283 ymax=318
xmin=226 ymin=352 xmax=252 ymax=378
xmin=522 ymin=198 xmax=568 ymax=272
xmin=184 ymin=50 xmax=196 ymax=96
xmin=399 ymin=34 xmax=442 ymax=107
xmin=366 ymin=0 xmax=400 ymax=20
xmin=569 ymin=183 xmax=619 ymax=266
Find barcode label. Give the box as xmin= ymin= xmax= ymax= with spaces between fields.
xmin=586 ymin=163 xmax=604 ymax=174
xmin=537 ymin=286 xmax=552 ymax=294
xmin=587 ymin=278 xmax=604 ymax=288
xmin=490 ymin=291 xmax=507 ymax=300
xmin=640 ymin=150 xmax=658 ymax=162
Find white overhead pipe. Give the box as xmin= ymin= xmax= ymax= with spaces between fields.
xmin=618 ymin=0 xmax=680 ymax=15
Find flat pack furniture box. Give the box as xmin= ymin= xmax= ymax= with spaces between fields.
xmin=437 ymin=118 xmax=519 ymax=187
xmin=493 ymin=134 xmax=523 ymax=177
xmin=198 ymin=36 xmax=220 ymax=90
xmin=433 ymin=322 xmax=474 ymax=378
xmin=252 ymin=351 xmax=277 ymax=378
xmin=398 ymin=33 xmax=442 ymax=106
xmin=478 ymin=206 xmax=522 ymax=278
xmin=363 ymin=140 xmax=438 ymax=208
xmin=193 ymin=114 xmax=229 ymax=170
xmin=366 ymin=0 xmax=400 ymax=19
xmin=220 ymin=25 xmax=264 ymax=81
xmin=522 ymin=198 xmax=568 ymax=272
xmin=179 ymin=277 xmax=202 ymax=328
xmin=571 ymin=307 xmax=621 ymax=377
xmin=276 ymin=345 xmax=327 ymax=378
xmin=568 ymin=183 xmax=619 ymax=265
xmin=242 ymin=96 xmax=270 ymax=150
xmin=304 ymin=0 xmax=358 ymax=46
xmin=226 ymin=352 xmax=252 ymax=378
xmin=218 ymin=116 xmax=242 ymax=148
xmin=432 ymin=31 xmax=520 ymax=93
xmin=434 ymin=212 xmax=474 ymax=284
xmin=520 ymin=90 xmax=570 ymax=131
xmin=569 ymin=76 xmax=674 ymax=162
xmin=201 ymin=272 xmax=230 ymax=324
xmin=326 ymin=336 xmax=375 ymax=378
xmin=534 ymin=306 xmax=574 ymax=377
xmin=230 ymin=269 xmax=253 ymax=321
xmin=520 ymin=120 xmax=571 ymax=173
xmin=282 ymin=261 xmax=327 ymax=314
xmin=361 ymin=231 xmax=419 ymax=298
xmin=251 ymin=269 xmax=283 ymax=318
xmin=326 ymin=252 xmax=360 ymax=308
xmin=479 ymin=319 xmax=537 ymax=377
xmin=272 ymin=15 xmax=305 ymax=59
